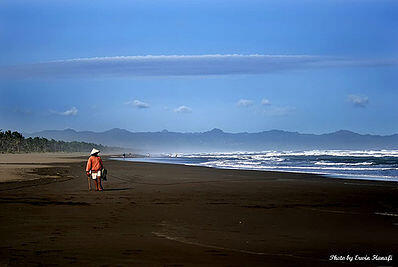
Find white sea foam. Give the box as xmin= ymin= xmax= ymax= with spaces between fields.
xmin=375 ymin=212 xmax=398 ymax=217
xmin=314 ymin=161 xmax=374 ymax=166
xmin=251 ymin=155 xmax=284 ymax=161
xmin=200 ymin=161 xmax=393 ymax=171
xmin=182 ymin=149 xmax=398 ymax=158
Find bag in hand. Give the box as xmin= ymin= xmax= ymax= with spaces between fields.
xmin=101 ymin=168 xmax=108 ymax=181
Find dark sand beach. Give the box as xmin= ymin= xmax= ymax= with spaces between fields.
xmin=0 ymin=155 xmax=397 ymax=266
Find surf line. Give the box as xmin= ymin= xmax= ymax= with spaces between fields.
xmin=300 ymin=207 xmax=363 ymax=215
xmin=152 ymin=231 xmax=327 ymax=262
xmin=295 ymin=207 xmax=398 ymax=218
xmin=374 ymin=212 xmax=398 ymax=217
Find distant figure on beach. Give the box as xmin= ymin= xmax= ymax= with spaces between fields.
xmin=123 ymin=153 xmax=126 ymax=159
xmin=86 ymin=148 xmax=104 ymax=191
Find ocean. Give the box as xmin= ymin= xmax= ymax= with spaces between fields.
xmin=114 ymin=150 xmax=398 ymax=182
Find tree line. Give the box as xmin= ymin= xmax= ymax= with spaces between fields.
xmin=0 ymin=130 xmax=111 ymax=153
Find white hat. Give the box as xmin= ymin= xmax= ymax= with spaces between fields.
xmin=90 ymin=148 xmax=100 ymax=155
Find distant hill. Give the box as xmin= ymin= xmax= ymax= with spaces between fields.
xmin=27 ymin=128 xmax=398 ymax=153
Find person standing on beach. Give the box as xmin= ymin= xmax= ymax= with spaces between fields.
xmin=86 ymin=148 xmax=104 ymax=191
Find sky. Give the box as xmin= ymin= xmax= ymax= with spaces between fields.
xmin=0 ymin=0 xmax=397 ymax=135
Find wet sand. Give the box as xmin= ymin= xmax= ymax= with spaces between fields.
xmin=0 ymin=155 xmax=397 ymax=266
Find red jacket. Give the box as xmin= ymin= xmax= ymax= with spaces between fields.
xmin=86 ymin=156 xmax=103 ymax=172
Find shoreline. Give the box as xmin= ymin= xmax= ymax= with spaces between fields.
xmin=112 ymin=156 xmax=398 ymax=184
xmin=0 ymin=155 xmax=397 ymax=265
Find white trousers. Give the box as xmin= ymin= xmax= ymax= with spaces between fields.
xmin=90 ymin=170 xmax=101 ymax=180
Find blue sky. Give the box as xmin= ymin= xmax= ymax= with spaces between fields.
xmin=0 ymin=0 xmax=397 ymax=134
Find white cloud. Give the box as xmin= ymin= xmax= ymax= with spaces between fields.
xmin=125 ymin=99 xmax=150 ymax=109
xmin=51 ymin=107 xmax=78 ymax=116
xmin=261 ymin=98 xmax=271 ymax=105
xmin=348 ymin=95 xmax=369 ymax=108
xmin=174 ymin=105 xmax=192 ymax=113
xmin=237 ymin=99 xmax=254 ymax=107
xmin=1 ymin=54 xmax=396 ymax=79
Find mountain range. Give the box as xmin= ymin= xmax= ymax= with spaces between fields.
xmin=25 ymin=128 xmax=398 ymax=153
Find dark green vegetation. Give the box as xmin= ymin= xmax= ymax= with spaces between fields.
xmin=0 ymin=130 xmax=112 ymax=153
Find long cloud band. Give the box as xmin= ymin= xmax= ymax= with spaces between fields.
xmin=1 ymin=54 xmax=397 ymax=79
